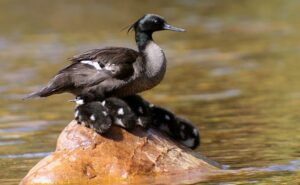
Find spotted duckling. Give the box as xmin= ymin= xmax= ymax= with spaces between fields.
xmin=122 ymin=95 xmax=200 ymax=149
xmin=75 ymin=101 xmax=112 ymax=134
xmin=150 ymin=105 xmax=200 ymax=149
xmin=75 ymin=98 xmax=137 ymax=133
xmin=103 ymin=97 xmax=137 ymax=131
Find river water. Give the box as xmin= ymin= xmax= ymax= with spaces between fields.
xmin=0 ymin=0 xmax=300 ymax=184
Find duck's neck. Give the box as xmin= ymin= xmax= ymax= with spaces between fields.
xmin=135 ymin=31 xmax=153 ymax=51
xmin=135 ymin=31 xmax=166 ymax=82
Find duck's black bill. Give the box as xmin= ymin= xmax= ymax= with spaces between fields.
xmin=163 ymin=24 xmax=185 ymax=32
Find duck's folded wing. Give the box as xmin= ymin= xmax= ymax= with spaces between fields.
xmin=24 ymin=47 xmax=139 ymax=99
xmin=69 ymin=47 xmax=139 ymax=65
xmin=69 ymin=64 xmax=113 ymax=87
xmin=24 ymin=63 xmax=112 ymax=99
xmin=69 ymin=47 xmax=139 ymax=79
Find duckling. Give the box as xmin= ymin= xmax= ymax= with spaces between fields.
xmin=24 ymin=14 xmax=185 ymax=104
xmin=75 ymin=95 xmax=200 ymax=149
xmin=121 ymin=95 xmax=153 ymax=128
xmin=122 ymin=95 xmax=200 ymax=149
xmin=75 ymin=101 xmax=112 ymax=134
xmin=150 ymin=105 xmax=200 ymax=149
xmin=103 ymin=97 xmax=137 ymax=131
xmin=175 ymin=117 xmax=200 ymax=149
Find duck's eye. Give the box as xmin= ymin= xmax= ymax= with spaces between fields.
xmin=153 ymin=19 xmax=158 ymax=24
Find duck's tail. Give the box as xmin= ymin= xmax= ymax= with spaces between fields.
xmin=22 ymin=90 xmax=44 ymax=100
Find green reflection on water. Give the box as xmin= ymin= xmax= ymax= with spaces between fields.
xmin=0 ymin=0 xmax=300 ymax=184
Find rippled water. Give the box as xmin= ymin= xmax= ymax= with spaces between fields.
xmin=1 ymin=0 xmax=300 ymax=184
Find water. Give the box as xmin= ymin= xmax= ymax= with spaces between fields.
xmin=1 ymin=0 xmax=300 ymax=184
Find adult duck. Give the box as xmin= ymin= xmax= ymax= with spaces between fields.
xmin=25 ymin=14 xmax=185 ymax=103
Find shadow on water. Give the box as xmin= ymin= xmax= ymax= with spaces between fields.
xmin=0 ymin=0 xmax=300 ymax=184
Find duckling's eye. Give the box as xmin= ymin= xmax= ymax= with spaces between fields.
xmin=153 ymin=19 xmax=158 ymax=24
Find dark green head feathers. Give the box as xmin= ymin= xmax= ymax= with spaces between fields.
xmin=128 ymin=14 xmax=185 ymax=33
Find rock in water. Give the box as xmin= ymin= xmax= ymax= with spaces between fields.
xmin=20 ymin=121 xmax=221 ymax=185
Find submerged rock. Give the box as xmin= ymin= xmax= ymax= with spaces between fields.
xmin=20 ymin=121 xmax=221 ymax=185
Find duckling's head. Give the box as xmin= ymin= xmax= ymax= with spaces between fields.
xmin=128 ymin=14 xmax=185 ymax=33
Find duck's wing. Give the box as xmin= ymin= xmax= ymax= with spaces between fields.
xmin=69 ymin=47 xmax=139 ymax=79
xmin=69 ymin=47 xmax=139 ymax=65
xmin=24 ymin=47 xmax=139 ymax=99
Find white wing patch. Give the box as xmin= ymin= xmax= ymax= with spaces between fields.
xmin=104 ymin=64 xmax=116 ymax=72
xmin=81 ymin=60 xmax=102 ymax=70
xmin=117 ymin=108 xmax=124 ymax=115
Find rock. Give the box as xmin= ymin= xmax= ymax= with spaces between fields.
xmin=20 ymin=120 xmax=221 ymax=185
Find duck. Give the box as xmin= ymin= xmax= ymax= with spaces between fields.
xmin=122 ymin=95 xmax=200 ymax=149
xmin=24 ymin=14 xmax=185 ymax=103
xmin=75 ymin=94 xmax=200 ymax=149
xmin=103 ymin=97 xmax=137 ymax=131
xmin=75 ymin=98 xmax=137 ymax=134
xmin=75 ymin=101 xmax=112 ymax=134
xmin=147 ymin=103 xmax=200 ymax=149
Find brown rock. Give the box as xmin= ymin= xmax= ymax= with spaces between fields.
xmin=20 ymin=121 xmax=221 ymax=185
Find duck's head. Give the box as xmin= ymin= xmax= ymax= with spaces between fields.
xmin=128 ymin=14 xmax=185 ymax=33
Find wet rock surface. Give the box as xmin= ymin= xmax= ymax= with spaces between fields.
xmin=20 ymin=121 xmax=220 ymax=185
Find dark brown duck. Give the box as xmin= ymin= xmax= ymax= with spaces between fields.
xmin=24 ymin=14 xmax=185 ymax=103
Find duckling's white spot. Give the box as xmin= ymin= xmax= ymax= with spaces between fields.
xmin=180 ymin=124 xmax=185 ymax=130
xmin=193 ymin=128 xmax=198 ymax=136
xmin=149 ymin=104 xmax=154 ymax=108
xmin=117 ymin=108 xmax=124 ymax=115
xmin=138 ymin=107 xmax=143 ymax=114
xmin=181 ymin=138 xmax=195 ymax=148
xmin=74 ymin=110 xmax=79 ymax=119
xmin=115 ymin=118 xmax=125 ymax=128
xmin=137 ymin=118 xmax=143 ymax=126
xmin=102 ymin=111 xmax=108 ymax=116
xmin=90 ymin=114 xmax=96 ymax=121
xmin=81 ymin=60 xmax=102 ymax=70
xmin=165 ymin=115 xmax=171 ymax=121
xmin=101 ymin=101 xmax=106 ymax=106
